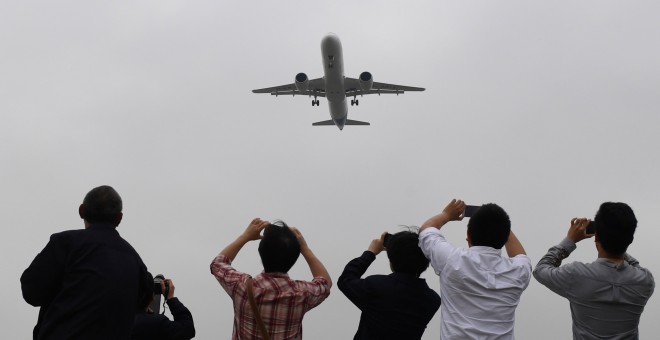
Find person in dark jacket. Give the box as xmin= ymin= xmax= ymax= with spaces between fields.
xmin=338 ymin=229 xmax=441 ymax=340
xmin=21 ymin=185 xmax=149 ymax=340
xmin=131 ymin=274 xmax=196 ymax=340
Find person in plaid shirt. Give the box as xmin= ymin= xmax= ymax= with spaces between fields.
xmin=211 ymin=218 xmax=332 ymax=340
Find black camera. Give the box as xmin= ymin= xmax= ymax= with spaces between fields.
xmin=154 ymin=274 xmax=170 ymax=297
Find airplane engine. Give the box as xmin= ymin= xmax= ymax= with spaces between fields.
xmin=359 ymin=71 xmax=373 ymax=91
xmin=295 ymin=72 xmax=309 ymax=92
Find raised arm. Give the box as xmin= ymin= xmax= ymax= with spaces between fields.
xmin=533 ymin=218 xmax=591 ymax=296
xmin=220 ymin=218 xmax=269 ymax=261
xmin=338 ymin=232 xmax=386 ymax=305
xmin=291 ymin=227 xmax=332 ymax=288
xmin=505 ymin=230 xmax=526 ymax=257
xmin=420 ymin=199 xmax=465 ymax=232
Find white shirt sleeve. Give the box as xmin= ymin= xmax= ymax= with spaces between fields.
xmin=419 ymin=228 xmax=457 ymax=275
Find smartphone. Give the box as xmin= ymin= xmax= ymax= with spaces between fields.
xmin=586 ymin=221 xmax=596 ymax=234
xmin=464 ymin=205 xmax=481 ymax=218
xmin=383 ymin=233 xmax=393 ymax=248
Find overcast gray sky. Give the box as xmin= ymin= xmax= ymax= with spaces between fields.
xmin=3 ymin=1 xmax=660 ymax=338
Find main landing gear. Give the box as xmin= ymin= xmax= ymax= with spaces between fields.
xmin=311 ymin=99 xmax=320 ymax=106
xmin=351 ymin=98 xmax=359 ymax=106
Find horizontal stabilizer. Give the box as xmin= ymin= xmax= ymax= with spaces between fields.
xmin=345 ymin=119 xmax=370 ymax=126
xmin=312 ymin=120 xmax=335 ymax=126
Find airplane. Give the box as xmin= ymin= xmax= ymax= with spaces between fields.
xmin=252 ymin=33 xmax=425 ymax=130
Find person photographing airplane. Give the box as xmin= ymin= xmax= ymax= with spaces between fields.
xmin=338 ymin=230 xmax=440 ymax=340
xmin=418 ymin=199 xmax=531 ymax=339
xmin=211 ymin=218 xmax=331 ymax=340
xmin=131 ymin=273 xmax=195 ymax=340
xmin=534 ymin=202 xmax=655 ymax=339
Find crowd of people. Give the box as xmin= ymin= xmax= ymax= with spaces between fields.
xmin=21 ymin=185 xmax=655 ymax=339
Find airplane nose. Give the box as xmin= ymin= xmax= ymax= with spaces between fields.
xmin=334 ymin=118 xmax=345 ymax=130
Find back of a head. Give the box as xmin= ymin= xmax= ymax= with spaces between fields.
xmin=594 ymin=202 xmax=637 ymax=257
xmin=258 ymin=221 xmax=301 ymax=273
xmin=467 ymin=203 xmax=511 ymax=249
xmin=386 ymin=230 xmax=430 ymax=277
xmin=82 ymin=185 xmax=123 ymax=224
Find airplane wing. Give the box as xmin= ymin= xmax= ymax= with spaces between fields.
xmin=344 ymin=77 xmax=424 ymax=97
xmin=252 ymin=78 xmax=326 ymax=97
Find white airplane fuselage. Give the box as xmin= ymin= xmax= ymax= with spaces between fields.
xmin=321 ymin=34 xmax=348 ymax=130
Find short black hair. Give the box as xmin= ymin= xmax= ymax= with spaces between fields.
xmin=258 ymin=221 xmax=301 ymax=273
xmin=82 ymin=185 xmax=122 ymax=224
xmin=467 ymin=203 xmax=511 ymax=249
xmin=386 ymin=229 xmax=430 ymax=277
xmin=594 ymin=202 xmax=637 ymax=257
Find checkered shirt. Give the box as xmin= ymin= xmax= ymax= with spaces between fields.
xmin=211 ymin=254 xmax=330 ymax=340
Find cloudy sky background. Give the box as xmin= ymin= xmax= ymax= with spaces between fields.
xmin=2 ymin=1 xmax=660 ymax=338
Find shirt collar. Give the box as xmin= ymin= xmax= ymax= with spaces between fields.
xmin=260 ymin=271 xmax=291 ymax=279
xmin=469 ymin=246 xmax=503 ymax=255
xmin=595 ymin=258 xmax=628 ymax=270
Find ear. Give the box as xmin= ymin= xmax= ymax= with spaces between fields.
xmin=79 ymin=204 xmax=85 ymax=219
xmin=466 ymin=229 xmax=473 ymax=247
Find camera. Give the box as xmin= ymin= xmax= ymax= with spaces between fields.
xmin=150 ymin=274 xmax=169 ymax=314
xmin=154 ymin=274 xmax=170 ymax=297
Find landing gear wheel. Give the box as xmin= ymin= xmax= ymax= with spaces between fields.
xmin=355 ymin=99 xmax=359 ymax=106
xmin=350 ymin=99 xmax=355 ymax=106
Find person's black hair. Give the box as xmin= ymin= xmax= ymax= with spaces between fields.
xmin=82 ymin=185 xmax=122 ymax=224
xmin=467 ymin=203 xmax=511 ymax=249
xmin=386 ymin=229 xmax=430 ymax=277
xmin=594 ymin=202 xmax=637 ymax=257
xmin=258 ymin=221 xmax=301 ymax=273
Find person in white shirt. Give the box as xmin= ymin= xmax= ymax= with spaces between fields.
xmin=418 ymin=199 xmax=531 ymax=340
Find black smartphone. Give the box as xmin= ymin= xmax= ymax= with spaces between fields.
xmin=383 ymin=233 xmax=393 ymax=248
xmin=586 ymin=221 xmax=596 ymax=234
xmin=464 ymin=205 xmax=481 ymax=218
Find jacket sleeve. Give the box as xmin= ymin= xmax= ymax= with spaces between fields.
xmin=21 ymin=233 xmax=68 ymax=306
xmin=337 ymin=251 xmax=376 ymax=309
xmin=159 ymin=297 xmax=195 ymax=340
xmin=532 ymin=237 xmax=576 ymax=298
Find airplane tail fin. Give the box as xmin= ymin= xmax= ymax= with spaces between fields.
xmin=312 ymin=120 xmax=335 ymax=126
xmin=345 ymin=119 xmax=370 ymax=126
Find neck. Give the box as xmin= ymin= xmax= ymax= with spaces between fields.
xmin=597 ymin=250 xmax=624 ymax=263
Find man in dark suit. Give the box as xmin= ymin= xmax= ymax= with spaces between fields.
xmin=21 ymin=185 xmax=149 ymax=340
xmin=338 ymin=230 xmax=441 ymax=340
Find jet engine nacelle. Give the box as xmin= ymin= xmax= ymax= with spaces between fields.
xmin=359 ymin=71 xmax=373 ymax=91
xmin=295 ymin=73 xmax=309 ymax=92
